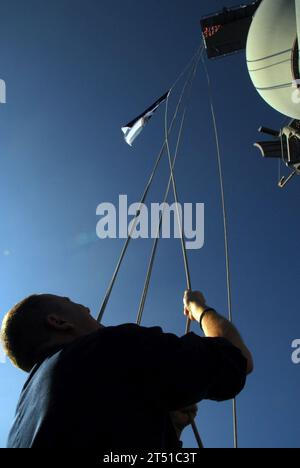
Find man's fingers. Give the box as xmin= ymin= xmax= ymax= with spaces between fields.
xmin=183 ymin=291 xmax=193 ymax=309
xmin=183 ymin=308 xmax=193 ymax=321
xmin=184 ymin=290 xmax=197 ymax=303
xmin=183 ymin=290 xmax=206 ymax=307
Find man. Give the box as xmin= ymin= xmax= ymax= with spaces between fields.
xmin=1 ymin=291 xmax=253 ymax=449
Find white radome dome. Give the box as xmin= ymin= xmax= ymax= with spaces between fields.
xmin=247 ymin=0 xmax=300 ymax=119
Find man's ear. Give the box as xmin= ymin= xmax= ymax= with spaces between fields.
xmin=46 ymin=314 xmax=74 ymax=332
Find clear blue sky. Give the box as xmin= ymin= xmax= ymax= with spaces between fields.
xmin=0 ymin=0 xmax=299 ymax=449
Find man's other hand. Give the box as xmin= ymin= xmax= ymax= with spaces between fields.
xmin=170 ymin=404 xmax=199 ymax=438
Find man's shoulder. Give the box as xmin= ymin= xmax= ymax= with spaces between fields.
xmin=98 ymin=323 xmax=165 ymax=344
xmin=65 ymin=324 xmax=165 ymax=354
xmin=105 ymin=323 xmax=164 ymax=335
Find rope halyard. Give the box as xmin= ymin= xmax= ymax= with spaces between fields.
xmin=136 ymin=48 xmax=203 ymax=325
xmin=163 ymin=49 xmax=204 ymax=449
xmin=165 ymin=90 xmax=192 ymax=334
xmin=201 ymin=51 xmax=238 ymax=449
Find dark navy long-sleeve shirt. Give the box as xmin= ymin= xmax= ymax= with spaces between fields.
xmin=7 ymin=324 xmax=247 ymax=449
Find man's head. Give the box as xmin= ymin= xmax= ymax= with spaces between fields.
xmin=0 ymin=294 xmax=101 ymax=373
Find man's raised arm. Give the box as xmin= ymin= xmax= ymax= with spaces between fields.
xmin=184 ymin=291 xmax=254 ymax=375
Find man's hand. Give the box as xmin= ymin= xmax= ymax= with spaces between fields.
xmin=183 ymin=290 xmax=207 ymax=323
xmin=170 ymin=404 xmax=198 ymax=439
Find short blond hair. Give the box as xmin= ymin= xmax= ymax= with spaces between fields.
xmin=1 ymin=295 xmax=53 ymax=372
